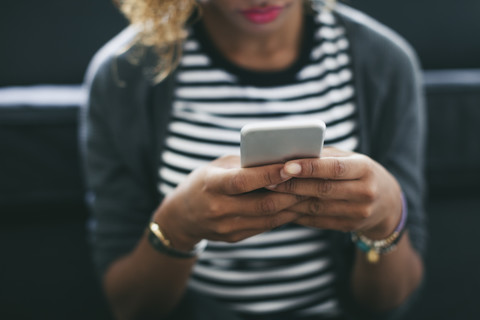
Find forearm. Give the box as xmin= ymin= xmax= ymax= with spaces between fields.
xmin=104 ymin=233 xmax=196 ymax=320
xmin=351 ymin=232 xmax=424 ymax=312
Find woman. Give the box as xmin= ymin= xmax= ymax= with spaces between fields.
xmin=83 ymin=0 xmax=426 ymax=319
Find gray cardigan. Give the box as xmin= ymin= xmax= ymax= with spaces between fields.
xmin=81 ymin=4 xmax=426 ymax=319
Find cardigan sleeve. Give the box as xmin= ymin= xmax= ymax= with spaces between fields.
xmin=80 ymin=43 xmax=158 ymax=279
xmin=334 ymin=5 xmax=427 ymax=320
xmin=346 ymin=7 xmax=427 ymax=258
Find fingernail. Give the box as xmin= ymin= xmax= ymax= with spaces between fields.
xmin=266 ymin=184 xmax=277 ymax=189
xmin=280 ymin=169 xmax=290 ymax=180
xmin=285 ymin=163 xmax=302 ymax=175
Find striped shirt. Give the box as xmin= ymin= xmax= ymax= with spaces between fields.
xmin=158 ymin=10 xmax=358 ymax=319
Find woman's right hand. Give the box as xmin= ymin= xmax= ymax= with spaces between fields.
xmin=153 ymin=155 xmax=305 ymax=251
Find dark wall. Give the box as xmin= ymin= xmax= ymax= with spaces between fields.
xmin=2 ymin=0 xmax=480 ymax=88
xmin=0 ymin=0 xmax=127 ymax=86
xmin=347 ymin=0 xmax=480 ymax=70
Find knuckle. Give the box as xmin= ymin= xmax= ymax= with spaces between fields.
xmin=308 ymin=198 xmax=323 ymax=215
xmin=230 ymin=173 xmax=248 ymax=193
xmin=282 ymin=179 xmax=297 ymax=193
xmin=357 ymin=205 xmax=372 ymax=219
xmin=363 ymin=186 xmax=377 ymax=202
xmin=208 ymin=197 xmax=232 ymax=218
xmin=262 ymin=170 xmax=277 ymax=186
xmin=332 ymin=159 xmax=346 ymax=178
xmin=316 ymin=179 xmax=333 ymax=196
xmin=361 ymin=179 xmax=378 ymax=201
xmin=207 ymin=202 xmax=222 ymax=218
xmin=307 ymin=161 xmax=317 ymax=176
xmin=202 ymin=181 xmax=213 ymax=193
xmin=258 ymin=197 xmax=277 ymax=214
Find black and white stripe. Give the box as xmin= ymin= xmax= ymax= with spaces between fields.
xmin=158 ymin=10 xmax=356 ymax=318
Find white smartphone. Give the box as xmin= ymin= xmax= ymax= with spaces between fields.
xmin=240 ymin=119 xmax=326 ymax=168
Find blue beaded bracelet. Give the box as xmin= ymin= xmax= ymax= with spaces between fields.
xmin=351 ymin=193 xmax=408 ymax=263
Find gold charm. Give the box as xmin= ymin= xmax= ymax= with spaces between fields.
xmin=367 ymin=248 xmax=379 ymax=264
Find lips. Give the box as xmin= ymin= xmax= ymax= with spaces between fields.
xmin=241 ymin=6 xmax=283 ymax=24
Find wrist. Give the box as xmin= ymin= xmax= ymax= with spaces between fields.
xmin=152 ymin=199 xmax=201 ymax=252
xmin=362 ymin=213 xmax=399 ymax=240
xmin=352 ymin=192 xmax=408 ymax=263
xmin=363 ymin=190 xmax=405 ymax=240
xmin=147 ymin=221 xmax=207 ymax=259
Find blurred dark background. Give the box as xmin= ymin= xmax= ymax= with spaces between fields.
xmin=0 ymin=0 xmax=126 ymax=86
xmin=1 ymin=0 xmax=480 ymax=87
xmin=349 ymin=0 xmax=480 ymax=70
xmin=0 ymin=0 xmax=479 ymax=319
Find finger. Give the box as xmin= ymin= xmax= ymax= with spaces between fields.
xmin=281 ymin=154 xmax=369 ymax=180
xmin=321 ymin=146 xmax=354 ymax=157
xmin=294 ymin=215 xmax=361 ymax=233
xmin=227 ymin=191 xmax=306 ymax=216
xmin=207 ymin=163 xmax=290 ymax=195
xmin=211 ymin=154 xmax=241 ymax=169
xmin=207 ymin=229 xmax=262 ymax=243
xmin=288 ymin=198 xmax=369 ymax=219
xmin=268 ymin=178 xmax=373 ymax=201
xmin=209 ymin=211 xmax=300 ymax=240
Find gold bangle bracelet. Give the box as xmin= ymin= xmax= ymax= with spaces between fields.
xmin=147 ymin=222 xmax=207 ymax=259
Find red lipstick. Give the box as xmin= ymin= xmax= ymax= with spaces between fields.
xmin=241 ymin=6 xmax=283 ymax=24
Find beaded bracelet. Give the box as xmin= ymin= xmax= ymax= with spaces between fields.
xmin=351 ymin=193 xmax=408 ymax=263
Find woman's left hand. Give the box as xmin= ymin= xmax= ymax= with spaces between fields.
xmin=267 ymin=147 xmax=403 ymax=239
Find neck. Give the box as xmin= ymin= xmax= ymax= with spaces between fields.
xmin=200 ymin=3 xmax=304 ymax=71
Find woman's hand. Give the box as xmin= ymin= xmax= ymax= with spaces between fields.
xmin=268 ymin=147 xmax=403 ymax=239
xmin=154 ymin=155 xmax=305 ymax=251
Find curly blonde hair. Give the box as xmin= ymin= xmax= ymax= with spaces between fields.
xmin=116 ymin=0 xmax=336 ymax=82
xmin=115 ymin=0 xmax=196 ymax=81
